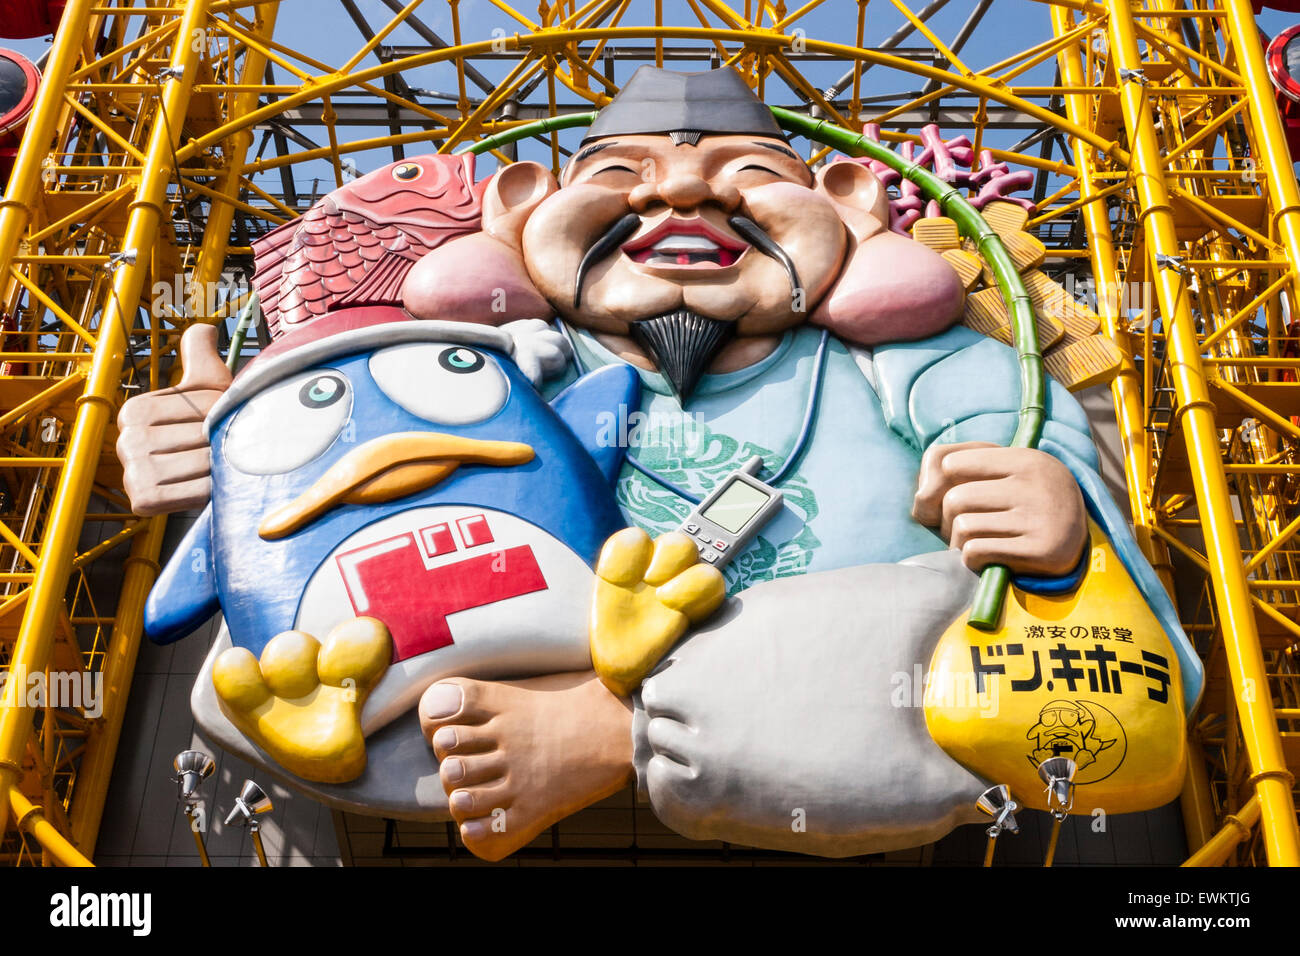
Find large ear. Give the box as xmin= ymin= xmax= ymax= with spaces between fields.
xmin=482 ymin=161 xmax=559 ymax=249
xmin=402 ymin=161 xmax=558 ymax=323
xmin=815 ymin=160 xmax=890 ymax=244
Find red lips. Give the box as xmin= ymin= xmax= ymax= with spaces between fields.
xmin=621 ymin=217 xmax=749 ymax=268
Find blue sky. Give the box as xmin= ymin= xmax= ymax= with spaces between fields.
xmin=4 ymin=2 xmax=1298 ymax=194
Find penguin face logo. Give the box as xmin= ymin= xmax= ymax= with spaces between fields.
xmin=1026 ymin=699 xmax=1126 ymax=783
xmin=223 ymin=342 xmax=534 ymax=542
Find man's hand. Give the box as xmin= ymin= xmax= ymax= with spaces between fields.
xmin=912 ymin=441 xmax=1088 ymax=577
xmin=116 ymin=323 xmax=231 ymax=515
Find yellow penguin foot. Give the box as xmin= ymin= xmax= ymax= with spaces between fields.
xmin=212 ymin=617 xmax=391 ymax=783
xmin=590 ymin=528 xmax=726 ymax=697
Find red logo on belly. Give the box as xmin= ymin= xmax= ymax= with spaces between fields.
xmin=334 ymin=513 xmax=548 ymax=662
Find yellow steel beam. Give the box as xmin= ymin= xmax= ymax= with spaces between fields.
xmin=1222 ymin=0 xmax=1300 ymax=310
xmin=0 ymin=0 xmax=95 ymax=284
xmin=1053 ymin=4 xmax=1172 ymax=593
xmin=1105 ymin=0 xmax=1299 ymax=865
xmin=0 ymin=0 xmax=215 ymax=840
xmin=68 ymin=0 xmax=282 ymax=857
xmin=1182 ymin=794 xmax=1260 ymax=868
xmin=169 ymin=27 xmax=1127 ymax=167
xmin=8 ymin=789 xmax=93 ymax=867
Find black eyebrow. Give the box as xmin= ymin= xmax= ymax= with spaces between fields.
xmin=573 ymin=142 xmax=615 ymax=163
xmin=757 ymin=142 xmax=801 ymax=161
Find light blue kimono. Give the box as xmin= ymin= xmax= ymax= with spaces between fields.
xmin=551 ymin=321 xmax=1202 ymax=713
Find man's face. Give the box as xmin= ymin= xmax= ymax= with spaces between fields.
xmin=519 ymin=134 xmax=850 ymax=336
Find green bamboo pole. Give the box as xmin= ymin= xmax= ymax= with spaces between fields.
xmin=455 ymin=112 xmax=599 ymax=156
xmin=770 ymin=108 xmax=1045 ymax=630
xmin=226 ymin=290 xmax=261 ymax=372
xmin=452 ymin=107 xmax=1045 ymax=630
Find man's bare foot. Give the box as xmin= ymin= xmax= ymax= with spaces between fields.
xmin=417 ymin=671 xmax=634 ymax=862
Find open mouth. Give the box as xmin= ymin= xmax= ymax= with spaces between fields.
xmin=622 ymin=218 xmax=748 ymax=268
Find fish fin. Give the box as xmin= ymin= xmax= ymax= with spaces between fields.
xmin=250 ymin=214 xmax=302 ymax=340
xmin=144 ymin=505 xmax=219 ymax=644
xmin=550 ymin=364 xmax=641 ymax=485
xmin=334 ymin=249 xmax=419 ymax=309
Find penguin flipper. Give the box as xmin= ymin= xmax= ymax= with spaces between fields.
xmin=549 ymin=363 xmax=640 ymax=485
xmin=144 ymin=505 xmax=220 ymax=644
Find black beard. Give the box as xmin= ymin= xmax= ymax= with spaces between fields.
xmin=629 ymin=309 xmax=736 ymax=404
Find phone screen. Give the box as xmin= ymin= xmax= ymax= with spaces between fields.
xmin=701 ymin=479 xmax=771 ymax=534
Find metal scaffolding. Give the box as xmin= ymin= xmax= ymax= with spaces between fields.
xmin=0 ymin=0 xmax=1296 ymax=866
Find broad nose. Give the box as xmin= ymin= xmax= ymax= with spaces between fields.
xmin=628 ymin=171 xmax=741 ymax=214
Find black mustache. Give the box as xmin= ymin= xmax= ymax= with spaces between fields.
xmin=573 ymin=212 xmax=802 ymax=309
xmin=573 ymin=213 xmax=640 ymax=308
xmin=727 ymin=214 xmax=802 ymax=298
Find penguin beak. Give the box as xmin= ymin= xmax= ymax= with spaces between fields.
xmin=257 ymin=431 xmax=535 ymax=540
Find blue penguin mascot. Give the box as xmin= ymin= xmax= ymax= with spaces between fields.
xmin=144 ymin=307 xmax=640 ymax=798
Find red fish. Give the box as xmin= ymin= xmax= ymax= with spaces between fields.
xmin=252 ymin=153 xmax=484 ymax=338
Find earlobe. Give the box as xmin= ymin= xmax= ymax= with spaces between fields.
xmin=483 ymin=161 xmax=560 ymax=247
xmin=815 ymin=160 xmax=889 ymax=243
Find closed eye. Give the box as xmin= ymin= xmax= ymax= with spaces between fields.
xmin=591 ymin=164 xmax=638 ymax=177
xmin=738 ymin=164 xmax=781 ymax=176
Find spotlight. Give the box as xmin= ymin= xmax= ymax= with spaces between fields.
xmin=976 ymin=784 xmax=1020 ymax=835
xmin=224 ymin=779 xmax=273 ymax=826
xmin=1038 ymin=756 xmax=1078 ymax=817
xmin=975 ymin=784 xmax=1020 ymax=867
xmin=1038 ymin=757 xmax=1078 ymax=868
xmin=171 ymin=750 xmax=215 ymax=867
xmin=172 ymin=750 xmax=215 ymax=802
xmin=225 ymin=779 xmax=274 ymax=867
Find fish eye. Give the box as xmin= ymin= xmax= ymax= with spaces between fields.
xmin=223 ymin=369 xmax=352 ymax=475
xmin=370 ymin=342 xmax=508 ymax=425
xmin=392 ymin=162 xmax=423 ymax=182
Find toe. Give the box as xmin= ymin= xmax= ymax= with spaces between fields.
xmin=439 ymin=751 xmax=508 ymax=791
xmin=318 ymin=616 xmax=391 ymax=688
xmin=446 ymin=780 xmax=513 ymax=822
xmin=656 ymin=563 xmax=726 ymax=622
xmin=644 ymin=531 xmax=702 ymax=585
xmin=596 ymin=527 xmax=654 ymax=586
xmin=418 ymin=677 xmax=507 ymax=742
xmin=258 ymin=631 xmax=322 ymax=699
xmin=458 ymin=816 xmax=514 ymax=862
xmin=429 ymin=722 xmax=496 ymax=760
xmin=212 ymin=647 xmax=271 ymax=711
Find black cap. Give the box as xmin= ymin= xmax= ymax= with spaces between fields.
xmin=583 ymin=66 xmax=783 ymax=144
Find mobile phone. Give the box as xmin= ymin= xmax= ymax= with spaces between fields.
xmin=677 ymin=456 xmax=784 ymax=569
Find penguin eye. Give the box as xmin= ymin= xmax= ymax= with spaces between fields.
xmin=392 ymin=162 xmax=423 ymax=182
xmin=222 ymin=369 xmax=352 ymax=475
xmin=369 ymin=342 xmax=508 ymax=425
xmin=438 ymin=347 xmax=484 ymax=374
xmin=299 ymin=374 xmax=345 ymax=408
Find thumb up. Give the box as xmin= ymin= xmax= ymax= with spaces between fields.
xmin=116 ymin=324 xmax=232 ymax=515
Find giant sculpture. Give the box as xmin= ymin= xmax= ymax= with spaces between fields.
xmin=120 ymin=67 xmax=1202 ymax=861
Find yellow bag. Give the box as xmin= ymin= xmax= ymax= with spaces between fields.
xmin=924 ymin=520 xmax=1187 ymax=814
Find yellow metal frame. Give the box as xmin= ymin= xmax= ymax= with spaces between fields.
xmin=2 ymin=0 xmax=1299 ymax=866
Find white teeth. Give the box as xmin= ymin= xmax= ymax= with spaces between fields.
xmin=651 ymin=233 xmax=720 ymax=254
